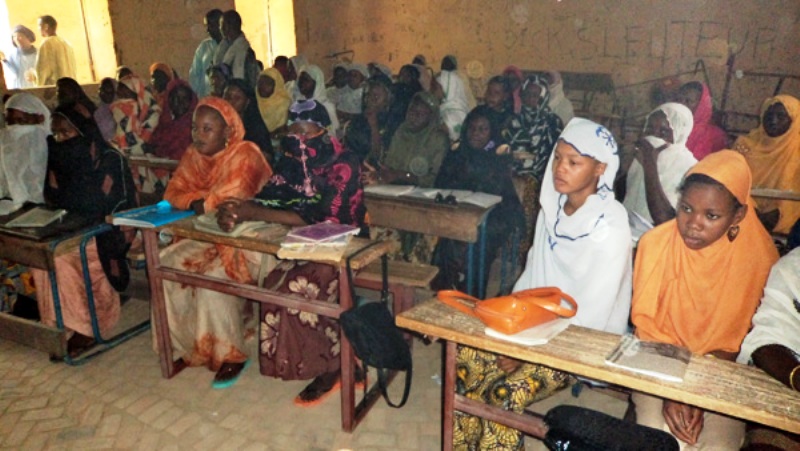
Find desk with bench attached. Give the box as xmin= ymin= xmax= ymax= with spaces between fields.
xmin=141 ymin=217 xmax=400 ymax=432
xmin=396 ymin=299 xmax=800 ymax=450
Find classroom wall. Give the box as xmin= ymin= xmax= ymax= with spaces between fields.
xmin=292 ymin=0 xmax=800 ymax=118
xmin=106 ymin=0 xmax=234 ymax=81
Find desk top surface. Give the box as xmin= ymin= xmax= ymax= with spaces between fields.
xmin=156 ymin=217 xmax=393 ymax=270
xmin=397 ymin=299 xmax=800 ymax=434
xmin=364 ymin=193 xmax=494 ymax=242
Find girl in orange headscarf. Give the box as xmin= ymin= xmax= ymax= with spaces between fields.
xmin=149 ymin=62 xmax=175 ymax=116
xmin=161 ymin=96 xmax=272 ymax=388
xmin=631 ymin=150 xmax=778 ymax=448
xmin=734 ymin=94 xmax=800 ymax=234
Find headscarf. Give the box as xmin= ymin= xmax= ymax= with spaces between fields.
xmin=349 ymin=63 xmax=369 ymax=79
xmin=226 ymin=78 xmax=273 ymax=159
xmin=289 ymin=99 xmax=331 ymax=128
xmin=734 ymin=94 xmax=800 ymax=234
xmin=11 ymin=25 xmax=35 ymax=47
xmin=256 ymin=68 xmax=291 ymax=132
xmin=164 ymin=97 xmax=272 ymax=283
xmin=297 ymin=65 xmax=339 ymax=132
xmin=149 ymin=79 xmax=198 ymax=160
xmin=149 ymin=62 xmax=175 ymax=83
xmin=369 ymin=62 xmax=393 ymax=80
xmin=0 ymin=93 xmax=51 ymax=209
xmin=632 ymin=150 xmax=779 ymax=354
xmin=385 ymin=91 xmax=449 ymax=187
xmin=514 ymin=118 xmax=632 ymax=334
xmin=56 ymin=77 xmax=97 ymax=117
xmin=737 ymin=248 xmax=800 ymax=365
xmin=546 ymin=71 xmax=575 ymax=125
xmin=624 ymin=102 xmax=697 ymax=224
xmin=437 ymin=55 xmax=475 ymax=141
xmin=502 ymin=65 xmax=524 ymax=114
xmin=507 ymin=74 xmax=564 ymax=182
xmin=111 ymin=74 xmax=161 ymax=149
xmin=261 ymin=124 xmax=365 ymax=226
xmin=5 ymin=92 xmax=51 ymax=133
xmin=684 ymin=82 xmax=728 ymax=160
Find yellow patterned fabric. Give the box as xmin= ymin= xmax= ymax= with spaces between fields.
xmin=453 ymin=346 xmax=569 ymax=451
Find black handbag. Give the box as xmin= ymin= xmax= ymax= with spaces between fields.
xmin=341 ymin=248 xmax=412 ymax=408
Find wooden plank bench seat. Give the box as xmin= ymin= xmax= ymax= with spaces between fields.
xmin=353 ymin=260 xmax=439 ymax=315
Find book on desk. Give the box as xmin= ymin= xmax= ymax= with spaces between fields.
xmin=605 ymin=334 xmax=691 ymax=383
xmin=111 ymin=201 xmax=194 ymax=228
xmin=277 ymin=222 xmax=360 ymax=260
xmin=4 ymin=207 xmax=67 ymax=228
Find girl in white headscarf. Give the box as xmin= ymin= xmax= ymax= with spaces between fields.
xmin=623 ymin=102 xmax=697 ymax=233
xmin=296 ymin=64 xmax=340 ymax=134
xmin=0 ymin=93 xmax=51 ymax=213
xmin=285 ymin=54 xmax=308 ymax=102
xmin=514 ymin=117 xmax=632 ymax=334
xmin=436 ymin=55 xmax=475 ymax=141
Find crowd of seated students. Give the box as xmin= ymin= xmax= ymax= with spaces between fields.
xmin=0 ymin=6 xmax=799 ymax=449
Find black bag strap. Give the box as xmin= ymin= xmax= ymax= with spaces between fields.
xmin=345 ymin=242 xmax=411 ymax=408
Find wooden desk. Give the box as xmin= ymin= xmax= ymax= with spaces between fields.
xmin=0 ymin=211 xmax=149 ymax=362
xmin=128 ymin=155 xmax=180 ymax=172
xmin=143 ymin=217 xmax=394 ymax=432
xmin=751 ymin=188 xmax=800 ymax=202
xmin=396 ymin=300 xmax=800 ymax=449
xmin=364 ymin=193 xmax=495 ymax=297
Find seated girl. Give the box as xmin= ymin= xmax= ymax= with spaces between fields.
xmin=224 ymin=78 xmax=273 ymax=163
xmin=363 ymin=91 xmax=449 ymax=188
xmin=343 ymin=76 xmax=399 ymax=166
xmin=506 ymin=74 xmax=564 ymax=183
xmin=677 ymin=81 xmax=728 ymax=160
xmin=32 ymin=106 xmax=137 ymax=356
xmin=436 ymin=55 xmax=476 ymax=141
xmin=502 ymin=65 xmax=524 ymax=115
xmin=631 ymin=151 xmax=779 ymax=448
xmin=149 ymin=79 xmax=198 ymax=161
xmin=738 ymin=248 xmax=800 ymax=450
xmin=56 ymin=77 xmax=97 ymax=119
xmin=734 ymin=95 xmax=800 ymax=234
xmin=110 ymin=74 xmax=161 ymax=192
xmin=295 ymin=65 xmax=340 ymax=135
xmin=623 ymin=103 xmax=697 ymax=230
xmin=0 ymin=93 xmax=50 ymax=211
xmin=432 ymin=106 xmax=524 ymax=292
xmin=255 ymin=68 xmax=291 ymax=137
xmin=161 ymin=97 xmax=272 ymax=388
xmin=455 ymin=118 xmax=632 ymax=450
xmin=149 ymin=62 xmax=175 ymax=115
xmin=206 ymin=64 xmax=231 ymax=98
xmin=216 ymin=109 xmax=365 ymax=405
xmin=483 ymin=75 xmax=513 ymax=138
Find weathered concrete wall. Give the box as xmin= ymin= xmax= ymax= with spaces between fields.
xmin=106 ymin=0 xmax=234 ymax=81
xmin=292 ymin=0 xmax=800 ymax=117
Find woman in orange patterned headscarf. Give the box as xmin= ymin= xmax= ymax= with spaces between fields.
xmin=148 ymin=62 xmax=175 ymax=116
xmin=162 ymin=96 xmax=272 ymax=388
xmin=734 ymin=94 xmax=800 ymax=234
xmin=631 ymin=150 xmax=778 ymax=449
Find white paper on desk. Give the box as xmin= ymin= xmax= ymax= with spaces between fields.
xmin=485 ymin=318 xmax=571 ymax=346
xmin=462 ymin=192 xmax=502 ymax=208
xmin=364 ymin=184 xmax=416 ymax=197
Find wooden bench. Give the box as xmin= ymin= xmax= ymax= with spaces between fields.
xmin=353 ymin=259 xmax=438 ymax=315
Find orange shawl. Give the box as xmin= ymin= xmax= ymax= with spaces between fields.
xmin=632 ymin=151 xmax=778 ymax=355
xmin=164 ymin=97 xmax=272 ymax=283
xmin=734 ymin=95 xmax=800 ymax=233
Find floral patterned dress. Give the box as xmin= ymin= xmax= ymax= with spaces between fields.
xmin=256 ymin=132 xmax=365 ymax=380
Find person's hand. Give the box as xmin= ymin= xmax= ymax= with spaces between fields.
xmin=0 ymin=51 xmax=6 ymax=62
xmin=635 ymin=137 xmax=668 ymax=164
xmin=189 ymin=198 xmax=205 ymax=215
xmin=662 ymin=400 xmax=704 ymax=444
xmin=48 ymin=171 xmax=58 ymax=189
xmin=216 ymin=198 xmax=262 ymax=232
xmin=496 ymin=356 xmax=522 ymax=374
xmin=361 ymin=168 xmax=380 ymax=185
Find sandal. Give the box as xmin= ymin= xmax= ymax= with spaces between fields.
xmin=294 ymin=371 xmax=341 ymax=407
xmin=211 ymin=360 xmax=250 ymax=389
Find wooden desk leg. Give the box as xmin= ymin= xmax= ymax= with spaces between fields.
xmin=338 ymin=268 xmax=356 ymax=432
xmin=443 ymin=341 xmax=457 ymax=451
xmin=143 ymin=229 xmax=178 ymax=378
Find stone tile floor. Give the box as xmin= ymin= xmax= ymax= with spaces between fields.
xmin=0 ymin=265 xmax=624 ymax=450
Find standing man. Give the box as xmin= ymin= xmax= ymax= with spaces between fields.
xmin=34 ymin=15 xmax=76 ymax=86
xmin=188 ymin=9 xmax=223 ymax=98
xmin=213 ymin=10 xmax=253 ymax=85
